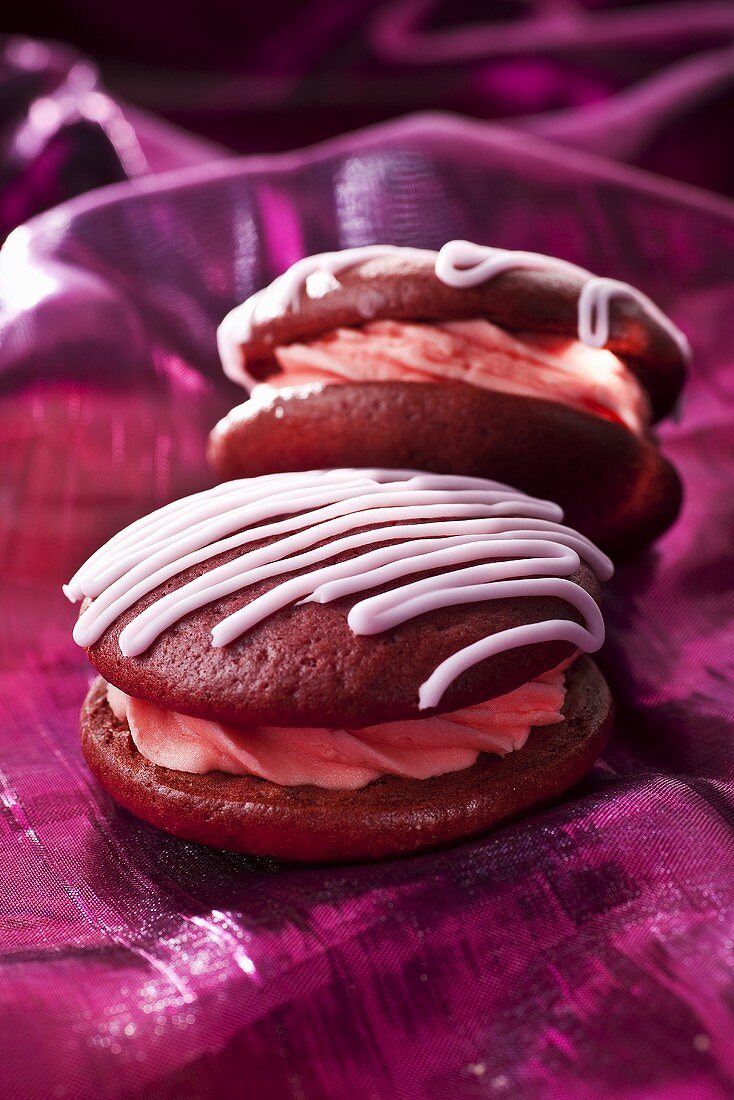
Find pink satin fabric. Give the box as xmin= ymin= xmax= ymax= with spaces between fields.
xmin=3 ymin=13 xmax=734 ymax=1098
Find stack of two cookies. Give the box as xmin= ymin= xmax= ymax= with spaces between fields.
xmin=67 ymin=241 xmax=687 ymax=861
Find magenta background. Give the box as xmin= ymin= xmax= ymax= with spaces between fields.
xmin=7 ymin=2 xmax=734 ymax=193
xmin=2 ymin=6 xmax=734 ymax=1098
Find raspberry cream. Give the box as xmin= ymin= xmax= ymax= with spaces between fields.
xmin=266 ymin=319 xmax=650 ymax=435
xmin=106 ymin=664 xmax=569 ymax=790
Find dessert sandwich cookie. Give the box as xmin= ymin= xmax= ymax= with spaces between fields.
xmin=213 ymin=241 xmax=689 ymax=557
xmin=66 ymin=469 xmax=614 ymax=862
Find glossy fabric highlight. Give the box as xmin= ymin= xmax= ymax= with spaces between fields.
xmin=2 ymin=31 xmax=734 ymax=1100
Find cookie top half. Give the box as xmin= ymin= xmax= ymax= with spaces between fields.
xmin=66 ymin=469 xmax=612 ymax=728
xmin=217 ymin=241 xmax=689 ymax=420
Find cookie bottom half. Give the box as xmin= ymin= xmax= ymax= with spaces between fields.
xmin=80 ymin=656 xmax=612 ymax=863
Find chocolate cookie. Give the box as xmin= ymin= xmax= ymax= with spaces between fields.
xmin=70 ymin=470 xmax=609 ymax=726
xmin=219 ymin=247 xmax=686 ymax=417
xmin=209 ymin=382 xmax=681 ymax=558
xmin=67 ymin=469 xmax=614 ymax=861
xmin=81 ymin=656 xmax=613 ymax=862
xmin=213 ymin=241 xmax=688 ymax=555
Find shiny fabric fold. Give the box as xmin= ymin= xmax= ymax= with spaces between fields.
xmin=2 ymin=111 xmax=734 ymax=1097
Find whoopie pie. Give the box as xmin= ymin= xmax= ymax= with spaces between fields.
xmin=67 ymin=468 xmax=614 ymax=862
xmin=212 ymin=241 xmax=688 ymax=557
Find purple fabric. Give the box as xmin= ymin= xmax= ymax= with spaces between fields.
xmin=7 ymin=2 xmax=734 ymax=195
xmin=0 ymin=37 xmax=145 ymax=242
xmin=0 ymin=35 xmax=226 ymax=242
xmin=2 ymin=109 xmax=734 ymax=1097
xmin=5 ymin=2 xmax=734 ymax=243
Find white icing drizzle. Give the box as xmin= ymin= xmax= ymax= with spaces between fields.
xmin=217 ymin=246 xmax=434 ymax=387
xmin=217 ymin=239 xmax=690 ymax=390
xmin=66 ymin=469 xmax=613 ymax=710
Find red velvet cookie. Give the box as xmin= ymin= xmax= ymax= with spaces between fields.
xmin=67 ymin=468 xmax=615 ymax=861
xmin=209 ymin=382 xmax=680 ymax=559
xmin=212 ymin=241 xmax=688 ymax=556
xmin=81 ymin=657 xmax=612 ymax=863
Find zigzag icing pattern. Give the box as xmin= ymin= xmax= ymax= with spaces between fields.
xmin=66 ymin=470 xmax=612 ymax=709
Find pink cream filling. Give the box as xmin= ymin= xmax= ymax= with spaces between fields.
xmin=260 ymin=318 xmax=649 ymax=434
xmin=105 ymin=664 xmax=570 ymax=791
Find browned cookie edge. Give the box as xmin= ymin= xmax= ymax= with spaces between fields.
xmin=209 ymin=381 xmax=682 ymax=557
xmin=80 ymin=656 xmax=613 ymax=863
